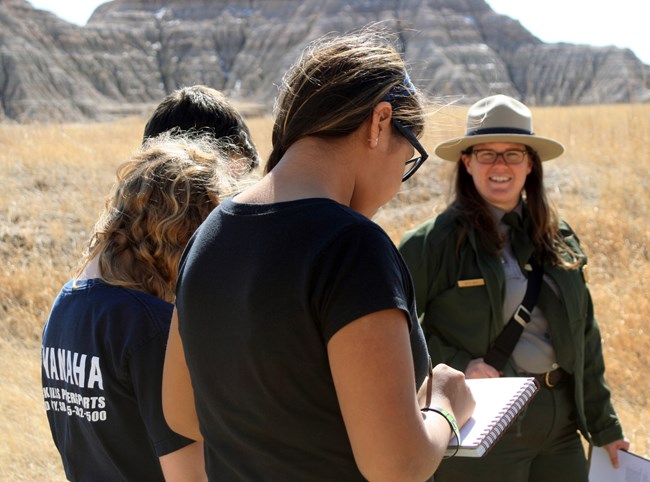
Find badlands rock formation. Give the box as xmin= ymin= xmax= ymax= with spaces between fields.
xmin=0 ymin=0 xmax=647 ymax=122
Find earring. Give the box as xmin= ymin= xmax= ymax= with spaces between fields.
xmin=367 ymin=137 xmax=379 ymax=147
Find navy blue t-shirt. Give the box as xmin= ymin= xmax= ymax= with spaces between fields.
xmin=41 ymin=279 xmax=193 ymax=482
xmin=177 ymin=198 xmax=430 ymax=480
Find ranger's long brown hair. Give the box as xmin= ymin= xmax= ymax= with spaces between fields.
xmin=451 ymin=149 xmax=583 ymax=268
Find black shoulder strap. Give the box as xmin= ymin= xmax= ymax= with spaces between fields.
xmin=483 ymin=261 xmax=544 ymax=371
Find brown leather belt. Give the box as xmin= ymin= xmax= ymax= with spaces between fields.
xmin=523 ymin=367 xmax=569 ymax=389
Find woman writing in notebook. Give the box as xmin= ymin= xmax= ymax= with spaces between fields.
xmin=399 ymin=94 xmax=628 ymax=481
xmin=162 ymin=28 xmax=475 ymax=481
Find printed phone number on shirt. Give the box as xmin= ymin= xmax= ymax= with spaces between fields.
xmin=44 ymin=386 xmax=107 ymax=422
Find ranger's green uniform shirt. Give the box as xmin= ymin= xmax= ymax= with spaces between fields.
xmin=399 ymin=207 xmax=624 ymax=446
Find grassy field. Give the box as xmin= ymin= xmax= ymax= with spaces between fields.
xmin=1 ymin=103 xmax=648 ymax=479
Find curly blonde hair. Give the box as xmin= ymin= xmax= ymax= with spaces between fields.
xmin=76 ymin=135 xmax=241 ymax=302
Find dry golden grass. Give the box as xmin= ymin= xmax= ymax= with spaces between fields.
xmin=1 ymin=104 xmax=648 ymax=479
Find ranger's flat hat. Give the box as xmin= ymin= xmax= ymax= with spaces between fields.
xmin=435 ymin=94 xmax=564 ymax=162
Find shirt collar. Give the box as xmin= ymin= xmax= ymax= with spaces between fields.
xmin=489 ymin=198 xmax=524 ymax=226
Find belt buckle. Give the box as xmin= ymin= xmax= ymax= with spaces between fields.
xmin=544 ymin=370 xmax=556 ymax=388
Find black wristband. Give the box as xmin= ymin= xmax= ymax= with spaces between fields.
xmin=421 ymin=405 xmax=461 ymax=458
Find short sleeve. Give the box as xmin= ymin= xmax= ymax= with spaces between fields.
xmin=128 ymin=332 xmax=194 ymax=456
xmin=310 ymin=224 xmax=416 ymax=342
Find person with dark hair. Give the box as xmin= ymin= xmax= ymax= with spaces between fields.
xmin=143 ymin=84 xmax=260 ymax=172
xmin=399 ymin=94 xmax=629 ymax=481
xmin=162 ymin=27 xmax=475 ymax=481
xmin=41 ymin=136 xmax=238 ymax=482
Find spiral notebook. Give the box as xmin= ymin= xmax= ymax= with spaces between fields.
xmin=446 ymin=377 xmax=539 ymax=457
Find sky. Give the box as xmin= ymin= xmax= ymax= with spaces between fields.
xmin=26 ymin=0 xmax=650 ymax=64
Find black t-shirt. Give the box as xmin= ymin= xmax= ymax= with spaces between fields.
xmin=41 ymin=279 xmax=193 ymax=482
xmin=177 ymin=198 xmax=429 ymax=480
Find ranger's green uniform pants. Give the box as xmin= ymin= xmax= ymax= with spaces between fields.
xmin=434 ymin=379 xmax=588 ymax=482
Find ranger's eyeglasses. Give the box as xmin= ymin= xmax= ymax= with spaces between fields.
xmin=470 ymin=149 xmax=529 ymax=165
